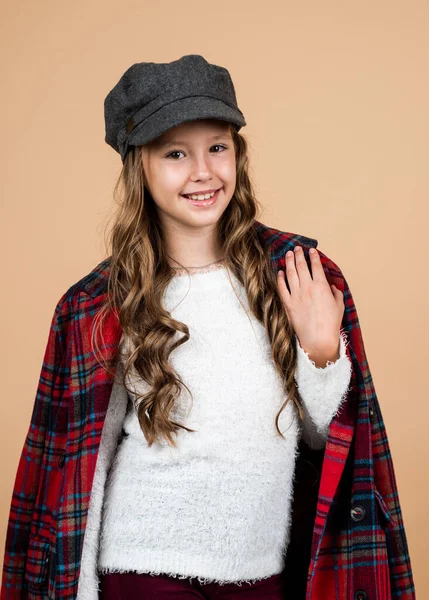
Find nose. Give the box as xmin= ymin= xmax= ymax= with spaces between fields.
xmin=190 ymin=152 xmax=213 ymax=182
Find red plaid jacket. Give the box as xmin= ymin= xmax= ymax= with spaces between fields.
xmin=1 ymin=220 xmax=416 ymax=599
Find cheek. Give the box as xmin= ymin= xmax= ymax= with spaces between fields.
xmin=217 ymin=157 xmax=236 ymax=185
xmin=156 ymin=166 xmax=186 ymax=195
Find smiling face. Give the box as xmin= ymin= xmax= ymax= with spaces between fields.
xmin=141 ymin=119 xmax=236 ymax=233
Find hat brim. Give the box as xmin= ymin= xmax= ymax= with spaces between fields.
xmin=123 ymin=95 xmax=246 ymax=160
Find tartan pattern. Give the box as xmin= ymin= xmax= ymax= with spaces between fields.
xmin=22 ymin=540 xmax=50 ymax=586
xmin=1 ymin=219 xmax=415 ymax=599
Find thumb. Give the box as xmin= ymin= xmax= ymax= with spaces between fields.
xmin=331 ymin=284 xmax=344 ymax=302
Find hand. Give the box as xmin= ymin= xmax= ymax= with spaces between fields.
xmin=276 ymin=246 xmax=345 ymax=367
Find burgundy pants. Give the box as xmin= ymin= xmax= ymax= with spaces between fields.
xmin=99 ymin=571 xmax=286 ymax=599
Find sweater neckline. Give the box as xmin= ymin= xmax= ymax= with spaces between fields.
xmin=171 ymin=260 xmax=227 ymax=277
xmin=167 ymin=263 xmax=238 ymax=292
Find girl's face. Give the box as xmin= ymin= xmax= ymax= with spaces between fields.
xmin=141 ymin=119 xmax=236 ymax=231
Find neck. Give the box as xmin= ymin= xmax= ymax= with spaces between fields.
xmin=162 ymin=222 xmax=224 ymax=269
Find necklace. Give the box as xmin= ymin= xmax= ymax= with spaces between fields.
xmin=170 ymin=257 xmax=225 ymax=270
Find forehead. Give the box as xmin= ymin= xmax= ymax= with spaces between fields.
xmin=152 ymin=119 xmax=232 ymax=147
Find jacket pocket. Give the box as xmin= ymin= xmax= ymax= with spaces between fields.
xmin=24 ymin=536 xmax=51 ymax=585
xmin=373 ymin=486 xmax=395 ymax=527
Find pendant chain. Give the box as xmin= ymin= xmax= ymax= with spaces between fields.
xmin=170 ymin=257 xmax=225 ymax=270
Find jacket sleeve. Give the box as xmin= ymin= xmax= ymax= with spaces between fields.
xmin=316 ymin=248 xmax=416 ymax=599
xmin=1 ymin=292 xmax=74 ymax=599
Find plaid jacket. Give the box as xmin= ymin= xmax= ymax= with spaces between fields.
xmin=1 ymin=220 xmax=416 ymax=599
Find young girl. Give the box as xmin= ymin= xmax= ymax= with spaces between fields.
xmin=3 ymin=54 xmax=415 ymax=600
xmin=89 ymin=54 xmax=352 ymax=599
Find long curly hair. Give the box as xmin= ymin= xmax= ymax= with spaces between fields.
xmin=92 ymin=122 xmax=304 ymax=448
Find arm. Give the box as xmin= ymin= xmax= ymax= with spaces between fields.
xmin=294 ymin=329 xmax=352 ymax=450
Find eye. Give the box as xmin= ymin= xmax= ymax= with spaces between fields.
xmin=165 ymin=150 xmax=185 ymax=160
xmin=211 ymin=144 xmax=228 ymax=153
xmin=165 ymin=145 xmax=228 ymax=160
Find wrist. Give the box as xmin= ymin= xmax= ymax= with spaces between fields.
xmin=303 ymin=340 xmax=341 ymax=368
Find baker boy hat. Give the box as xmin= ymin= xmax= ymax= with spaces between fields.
xmin=104 ymin=54 xmax=247 ymax=163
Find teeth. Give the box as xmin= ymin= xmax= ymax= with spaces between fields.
xmin=185 ymin=191 xmax=216 ymax=200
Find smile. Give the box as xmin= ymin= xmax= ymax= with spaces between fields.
xmin=181 ymin=188 xmax=222 ymax=207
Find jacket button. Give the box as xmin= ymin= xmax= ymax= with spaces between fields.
xmin=351 ymin=505 xmax=366 ymax=522
xmin=58 ymin=451 xmax=66 ymax=468
xmin=354 ymin=591 xmax=368 ymax=600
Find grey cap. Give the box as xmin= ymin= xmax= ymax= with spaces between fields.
xmin=104 ymin=54 xmax=247 ymax=163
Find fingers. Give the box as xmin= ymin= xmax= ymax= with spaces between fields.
xmin=282 ymin=250 xmax=299 ymax=291
xmin=331 ymin=284 xmax=345 ymax=309
xmin=285 ymin=246 xmax=313 ymax=290
xmin=277 ymin=245 xmax=333 ymax=297
xmin=308 ymin=247 xmax=328 ymax=283
xmin=276 ymin=266 xmax=291 ymax=307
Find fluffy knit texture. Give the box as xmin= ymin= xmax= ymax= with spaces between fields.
xmin=89 ymin=264 xmax=353 ymax=589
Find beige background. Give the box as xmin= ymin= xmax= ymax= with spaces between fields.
xmin=1 ymin=0 xmax=427 ymax=594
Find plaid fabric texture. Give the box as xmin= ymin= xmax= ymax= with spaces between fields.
xmin=1 ymin=220 xmax=415 ymax=599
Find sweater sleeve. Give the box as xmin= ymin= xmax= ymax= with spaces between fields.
xmin=294 ymin=330 xmax=352 ymax=450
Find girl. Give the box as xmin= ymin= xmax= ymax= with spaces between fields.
xmin=2 ymin=54 xmax=415 ymax=600
xmin=91 ymin=54 xmax=352 ymax=599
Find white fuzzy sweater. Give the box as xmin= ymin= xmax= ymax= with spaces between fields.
xmin=96 ymin=264 xmax=352 ymax=585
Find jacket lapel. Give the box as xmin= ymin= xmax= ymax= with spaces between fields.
xmin=60 ymin=289 xmax=123 ymax=596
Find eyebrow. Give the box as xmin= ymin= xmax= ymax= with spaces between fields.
xmin=158 ymin=134 xmax=231 ymax=148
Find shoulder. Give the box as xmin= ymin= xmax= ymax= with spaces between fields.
xmin=56 ymin=221 xmax=319 ymax=303
xmin=54 ymin=219 xmax=345 ymax=306
xmin=254 ymin=219 xmax=346 ymax=288
xmin=69 ymin=256 xmax=112 ymax=298
xmin=50 ymin=257 xmax=112 ymax=329
xmin=253 ymin=219 xmax=318 ymax=253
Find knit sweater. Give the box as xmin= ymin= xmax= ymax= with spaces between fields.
xmin=97 ymin=263 xmax=352 ymax=584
